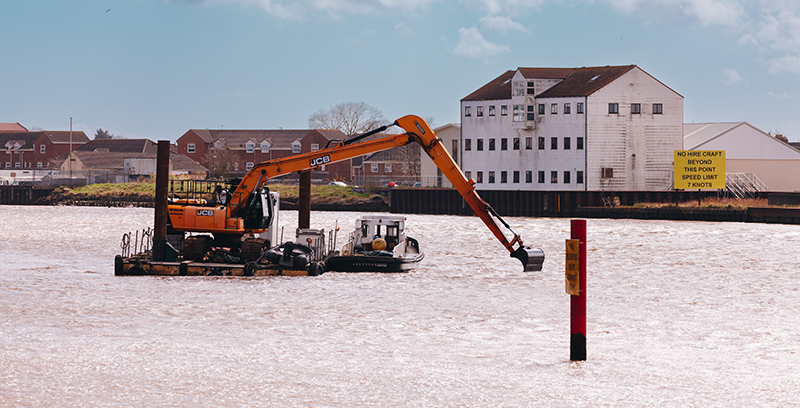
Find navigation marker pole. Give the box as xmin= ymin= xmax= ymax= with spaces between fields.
xmin=568 ymin=219 xmax=587 ymax=361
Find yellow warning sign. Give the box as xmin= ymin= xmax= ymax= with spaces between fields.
xmin=674 ymin=150 xmax=726 ymax=190
xmin=565 ymin=239 xmax=580 ymax=296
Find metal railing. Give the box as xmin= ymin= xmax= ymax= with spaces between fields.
xmin=725 ymin=173 xmax=768 ymax=199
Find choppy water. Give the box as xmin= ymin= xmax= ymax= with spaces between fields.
xmin=1 ymin=205 xmax=799 ymax=407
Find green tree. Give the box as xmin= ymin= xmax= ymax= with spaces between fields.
xmin=94 ymin=128 xmax=115 ymax=139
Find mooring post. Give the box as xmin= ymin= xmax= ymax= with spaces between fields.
xmin=298 ymin=170 xmax=311 ymax=229
xmin=152 ymin=140 xmax=170 ymax=262
xmin=570 ymin=219 xmax=587 ymax=361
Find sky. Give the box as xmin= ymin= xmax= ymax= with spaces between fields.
xmin=2 ymin=0 xmax=800 ymax=142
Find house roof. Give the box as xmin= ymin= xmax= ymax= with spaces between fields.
xmin=42 ymin=131 xmax=90 ymax=144
xmin=434 ymin=123 xmax=461 ymax=132
xmin=364 ymin=144 xmax=420 ymax=163
xmin=64 ymin=150 xmax=207 ymax=172
xmin=1 ymin=132 xmax=39 ymax=150
xmin=0 ymin=123 xmax=28 ymax=132
xmin=186 ymin=129 xmax=347 ymax=150
xmin=76 ymin=138 xmax=156 ymax=153
xmin=462 ymin=65 xmax=647 ymax=101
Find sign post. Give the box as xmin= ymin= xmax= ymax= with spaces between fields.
xmin=568 ymin=220 xmax=587 ymax=361
xmin=674 ymin=150 xmax=726 ymax=190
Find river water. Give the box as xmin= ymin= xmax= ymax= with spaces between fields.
xmin=1 ymin=205 xmax=798 ymax=407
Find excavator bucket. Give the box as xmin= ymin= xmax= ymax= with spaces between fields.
xmin=511 ymin=246 xmax=545 ymax=272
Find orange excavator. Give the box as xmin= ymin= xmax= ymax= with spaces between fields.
xmin=167 ymin=115 xmax=544 ymax=271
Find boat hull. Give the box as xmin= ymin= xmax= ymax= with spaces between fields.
xmin=325 ymin=252 xmax=425 ymax=273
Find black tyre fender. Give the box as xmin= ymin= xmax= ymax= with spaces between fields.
xmin=114 ymin=255 xmax=123 ymax=276
xmin=308 ymin=261 xmax=324 ymax=277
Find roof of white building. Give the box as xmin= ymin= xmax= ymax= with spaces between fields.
xmin=684 ymin=122 xmax=800 ymax=160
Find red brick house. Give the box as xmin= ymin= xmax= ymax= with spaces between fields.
xmin=177 ymin=128 xmax=352 ymax=181
xmin=1 ymin=130 xmax=89 ymax=170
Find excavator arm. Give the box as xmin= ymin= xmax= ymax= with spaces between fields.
xmin=222 ymin=115 xmax=544 ymax=271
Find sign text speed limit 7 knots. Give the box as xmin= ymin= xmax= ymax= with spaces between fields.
xmin=674 ymin=150 xmax=726 ymax=190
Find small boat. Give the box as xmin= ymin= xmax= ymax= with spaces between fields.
xmin=325 ymin=215 xmax=424 ymax=273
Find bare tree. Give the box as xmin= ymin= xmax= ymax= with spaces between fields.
xmin=308 ymin=102 xmax=387 ymax=136
xmin=775 ymin=133 xmax=789 ymax=143
xmin=203 ymin=147 xmax=239 ymax=179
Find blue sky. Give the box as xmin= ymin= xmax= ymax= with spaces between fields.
xmin=2 ymin=0 xmax=800 ymax=141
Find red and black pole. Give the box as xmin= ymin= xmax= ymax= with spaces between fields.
xmin=570 ymin=219 xmax=587 ymax=361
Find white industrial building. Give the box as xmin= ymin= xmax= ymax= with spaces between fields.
xmin=420 ymin=123 xmax=460 ymax=188
xmin=684 ymin=122 xmax=800 ymax=192
xmin=460 ymin=65 xmax=683 ymax=191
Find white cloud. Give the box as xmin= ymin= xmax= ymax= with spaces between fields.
xmin=451 ymin=27 xmax=511 ymax=60
xmin=176 ymin=0 xmax=438 ymax=19
xmin=768 ymin=54 xmax=800 ymax=74
xmin=603 ymin=0 xmax=745 ymax=28
xmin=465 ymin=0 xmax=546 ymax=15
xmin=480 ymin=15 xmax=529 ymax=33
xmin=768 ymin=90 xmax=791 ymax=99
xmin=722 ymin=68 xmax=745 ymax=84
xmin=394 ymin=22 xmax=413 ymax=34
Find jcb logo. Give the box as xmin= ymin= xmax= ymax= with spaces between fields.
xmin=310 ymin=155 xmax=331 ymax=167
xmin=197 ymin=209 xmax=214 ymax=217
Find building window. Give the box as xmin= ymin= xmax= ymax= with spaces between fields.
xmin=261 ymin=141 xmax=270 ymax=153
xmin=451 ymin=139 xmax=459 ymax=164
xmin=187 ymin=143 xmax=196 ymax=154
xmin=551 ymin=137 xmax=558 ymax=150
xmin=489 ymin=105 xmax=496 ymax=116
xmin=538 ymin=171 xmax=545 ymax=183
xmin=601 ymin=167 xmax=614 ymax=178
xmin=501 ymin=105 xmax=508 ymax=116
xmin=465 ymin=106 xmax=471 ymax=117
xmin=477 ymin=139 xmax=484 ymax=151
xmin=577 ymin=103 xmax=584 ymax=114
xmin=527 ymin=81 xmax=535 ymax=95
xmin=577 ymin=137 xmax=584 ymax=150
xmin=551 ymin=171 xmax=558 ymax=183
xmin=564 ymin=171 xmax=571 ymax=184
xmin=477 ymin=171 xmax=484 ymax=183
xmin=477 ymin=106 xmax=483 ymax=117
xmin=385 ymin=163 xmax=392 ymax=173
xmin=513 ymin=138 xmax=520 ymax=150
xmin=609 ymin=103 xmax=619 ymax=114
xmin=246 ymin=162 xmax=254 ymax=171
xmin=538 ymin=137 xmax=545 ymax=150
xmin=500 ymin=171 xmax=507 ymax=183
xmin=37 ymin=162 xmax=42 ymax=168
xmin=501 ymin=138 xmax=508 ymax=151
xmin=465 ymin=171 xmax=471 ymax=180
xmin=564 ymin=103 xmax=571 ymax=114
xmin=525 ymin=170 xmax=532 ymax=183
xmin=40 ymin=144 xmax=46 ymax=154
xmin=653 ymin=103 xmax=663 ymax=114
xmin=465 ymin=139 xmax=472 ymax=151
xmin=551 ymin=103 xmax=558 ymax=114
xmin=577 ymin=171 xmax=584 ymax=184
xmin=15 ymin=162 xmax=20 ymax=168
xmin=4 ymin=163 xmax=9 ymax=169
xmin=488 ymin=171 xmax=495 ymax=183
xmin=525 ymin=137 xmax=532 ymax=150
xmin=488 ymin=138 xmax=495 ymax=151
xmin=292 ymin=141 xmax=301 ymax=153
xmin=513 ymin=105 xmax=524 ymax=122
xmin=563 ymin=137 xmax=571 ymax=150
xmin=311 ymin=143 xmax=320 ymax=151
xmin=513 ymin=81 xmax=525 ymax=96
xmin=631 ymin=103 xmax=641 ymax=114
xmin=513 ymin=171 xmax=520 ymax=183
xmin=234 ymin=162 xmax=239 ymax=172
xmin=371 ymin=163 xmax=379 ymax=173
xmin=527 ymin=105 xmax=535 ymax=121
xmin=246 ymin=143 xmax=254 ymax=153
xmin=538 ymin=104 xmax=545 ymax=115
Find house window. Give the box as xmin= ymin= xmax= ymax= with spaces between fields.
xmin=577 ymin=137 xmax=584 ymax=150
xmin=371 ymin=163 xmax=379 ymax=173
xmin=538 ymin=137 xmax=545 ymax=150
xmin=538 ymin=171 xmax=545 ymax=183
xmin=488 ymin=138 xmax=495 ymax=151
xmin=477 ymin=139 xmax=484 ymax=151
xmin=246 ymin=162 xmax=254 ymax=171
xmin=577 ymin=171 xmax=584 ymax=184
xmin=513 ymin=105 xmax=524 ymax=122
xmin=477 ymin=171 xmax=483 ymax=183
xmin=564 ymin=171 xmax=571 ymax=184
xmin=551 ymin=103 xmax=558 ymax=114
xmin=261 ymin=141 xmax=270 ymax=153
xmin=15 ymin=162 xmax=20 ymax=168
xmin=631 ymin=103 xmax=641 ymax=114
xmin=564 ymin=137 xmax=571 ymax=150
xmin=292 ymin=141 xmax=301 ymax=153
xmin=500 ymin=171 xmax=507 ymax=183
xmin=311 ymin=143 xmax=320 ymax=152
xmin=385 ymin=163 xmax=392 ymax=173
xmin=488 ymin=171 xmax=495 ymax=183
xmin=551 ymin=171 xmax=558 ymax=183
xmin=527 ymin=81 xmax=536 ymax=95
xmin=234 ymin=162 xmax=239 ymax=172
xmin=465 ymin=139 xmax=472 ymax=151
xmin=513 ymin=138 xmax=520 ymax=150
xmin=551 ymin=137 xmax=558 ymax=150
xmin=653 ymin=103 xmax=663 ymax=114
xmin=564 ymin=103 xmax=571 ymax=114
xmin=601 ymin=167 xmax=614 ymax=178
xmin=477 ymin=106 xmax=483 ymax=117
xmin=513 ymin=81 xmax=525 ymax=96
xmin=465 ymin=171 xmax=471 ymax=180
xmin=501 ymin=105 xmax=508 ymax=116
xmin=538 ymin=104 xmax=545 ymax=115
xmin=577 ymin=103 xmax=584 ymax=114
xmin=4 ymin=163 xmax=9 ymax=169
xmin=501 ymin=138 xmax=507 ymax=151
xmin=465 ymin=106 xmax=471 ymax=117
xmin=40 ymin=144 xmax=46 ymax=154
xmin=512 ymin=171 xmax=519 ymax=183
xmin=525 ymin=137 xmax=532 ymax=150
xmin=527 ymin=105 xmax=535 ymax=121
xmin=525 ymin=170 xmax=532 ymax=183
xmin=37 ymin=162 xmax=42 ymax=168
xmin=608 ymin=103 xmax=619 ymax=114
xmin=451 ymin=139 xmax=459 ymax=164
xmin=187 ymin=143 xmax=196 ymax=154
xmin=489 ymin=106 xmax=496 ymax=116
xmin=246 ymin=143 xmax=255 ymax=153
